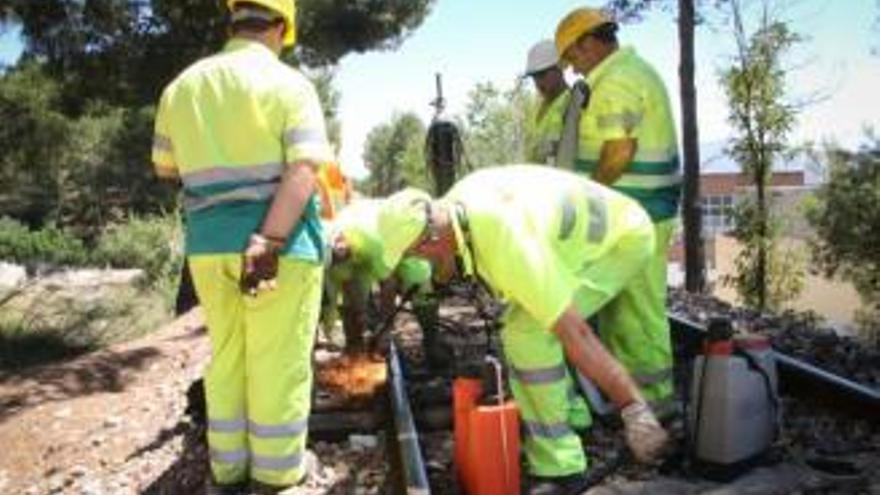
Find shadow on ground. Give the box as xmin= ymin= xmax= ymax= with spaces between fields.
xmin=141 ymin=379 xmax=210 ymax=495
xmin=0 ymin=345 xmax=162 ymax=425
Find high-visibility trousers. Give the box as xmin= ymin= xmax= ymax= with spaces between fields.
xmin=503 ymin=218 xmax=654 ymax=477
xmin=189 ymin=255 xmax=323 ymax=487
xmin=595 ymin=220 xmax=676 ymax=417
xmin=503 ymin=307 xmax=591 ymax=478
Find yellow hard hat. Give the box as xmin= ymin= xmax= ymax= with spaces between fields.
xmin=555 ymin=7 xmax=613 ymax=58
xmin=228 ymin=0 xmax=297 ymax=47
xmin=376 ymin=188 xmax=433 ymax=274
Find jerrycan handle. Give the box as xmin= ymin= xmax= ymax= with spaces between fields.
xmin=485 ymin=355 xmax=514 ymax=494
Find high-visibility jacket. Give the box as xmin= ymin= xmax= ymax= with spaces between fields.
xmin=152 ymin=37 xmax=332 ymax=488
xmin=444 ymin=164 xmax=652 ymax=330
xmin=532 ymin=83 xmax=587 ymax=170
xmin=574 ymin=46 xmax=681 ymax=222
xmin=328 ymin=199 xmax=431 ymax=291
xmin=152 ymin=38 xmax=333 ymax=259
xmin=532 ymin=90 xmax=570 ymax=165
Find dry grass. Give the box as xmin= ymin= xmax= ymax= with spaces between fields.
xmin=711 ymin=235 xmax=862 ymax=328
xmin=0 ymin=282 xmax=172 ymax=372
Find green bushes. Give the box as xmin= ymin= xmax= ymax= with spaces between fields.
xmin=807 ymin=136 xmax=880 ymax=343
xmin=0 ymin=214 xmax=182 ymax=288
xmin=94 ymin=214 xmax=182 ymax=286
xmin=0 ymin=214 xmax=182 ymax=371
xmin=0 ymin=217 xmax=90 ymax=267
xmin=0 ymin=63 xmax=177 ymax=234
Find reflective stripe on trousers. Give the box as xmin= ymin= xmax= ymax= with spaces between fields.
xmin=191 ymin=255 xmax=322 ymax=486
xmin=503 ymin=307 xmax=589 ymax=477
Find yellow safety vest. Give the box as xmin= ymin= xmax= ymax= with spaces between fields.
xmin=152 ymin=38 xmax=333 ymax=258
xmin=575 ymin=47 xmax=681 ymax=222
xmin=444 ymin=165 xmax=652 ymax=330
xmin=532 ymin=90 xmax=570 ymax=165
xmin=328 ymin=199 xmax=432 ymax=290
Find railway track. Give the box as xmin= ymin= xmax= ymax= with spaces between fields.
xmin=310 ymin=311 xmax=879 ymax=494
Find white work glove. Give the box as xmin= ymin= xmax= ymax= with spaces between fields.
xmin=621 ymin=401 xmax=669 ymax=464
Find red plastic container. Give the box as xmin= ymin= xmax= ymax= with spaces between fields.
xmin=453 ymin=378 xmax=521 ymax=495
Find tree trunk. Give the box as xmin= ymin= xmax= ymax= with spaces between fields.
xmin=679 ymin=0 xmax=705 ymax=293
xmin=756 ymin=164 xmax=767 ymax=311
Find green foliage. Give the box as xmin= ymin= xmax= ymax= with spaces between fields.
xmin=0 ymin=214 xmax=182 ymax=293
xmin=720 ymin=2 xmax=801 ymax=311
xmin=722 ymin=199 xmax=805 ymax=311
xmin=57 ymin=104 xmax=177 ymax=238
xmin=722 ymin=19 xmax=799 ymax=182
xmin=297 ymin=0 xmax=436 ymax=66
xmin=806 ymin=136 xmax=880 ymax=337
xmin=94 ymin=214 xmax=182 ymax=287
xmin=0 ymin=63 xmax=176 ymax=232
xmin=459 ymin=82 xmax=538 ymax=169
xmin=310 ymin=69 xmax=342 ymax=149
xmin=363 ymin=112 xmax=428 ymax=195
xmin=1 ymin=0 xmax=435 ymax=110
xmin=0 ymin=216 xmax=89 ymax=266
xmin=0 ymin=63 xmax=71 ymax=224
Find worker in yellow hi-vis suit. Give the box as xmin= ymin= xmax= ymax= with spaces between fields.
xmin=523 ymin=39 xmax=588 ymax=169
xmin=376 ymin=166 xmax=670 ymax=495
xmin=324 ymin=199 xmax=439 ymax=362
xmin=555 ymin=7 xmax=680 ymax=419
xmin=151 ymin=0 xmax=331 ymax=491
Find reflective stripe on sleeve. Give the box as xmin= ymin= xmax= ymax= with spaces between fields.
xmin=586 ymin=196 xmax=607 ymax=244
xmin=597 ymin=111 xmax=643 ymax=131
xmin=559 ymin=197 xmax=577 ymax=240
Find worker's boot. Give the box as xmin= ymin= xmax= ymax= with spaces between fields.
xmin=527 ymin=472 xmax=590 ymax=495
xmin=251 ymin=450 xmax=322 ymax=494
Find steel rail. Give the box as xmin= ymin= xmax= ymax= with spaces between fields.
xmin=668 ymin=313 xmax=880 ymax=416
xmin=388 ymin=341 xmax=431 ymax=495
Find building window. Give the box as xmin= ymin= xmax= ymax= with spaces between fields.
xmin=701 ymin=195 xmax=735 ymax=234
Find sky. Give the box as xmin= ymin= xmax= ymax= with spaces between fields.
xmin=1 ymin=1 xmax=878 ymax=179
xmin=332 ymin=0 xmax=880 ymax=178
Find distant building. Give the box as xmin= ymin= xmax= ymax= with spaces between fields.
xmin=700 ymin=170 xmax=809 ymax=236
xmin=669 ymin=169 xmax=810 ymax=266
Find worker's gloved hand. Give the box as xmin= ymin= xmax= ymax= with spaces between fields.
xmin=240 ymin=233 xmax=284 ymax=296
xmin=621 ymin=401 xmax=669 ymax=464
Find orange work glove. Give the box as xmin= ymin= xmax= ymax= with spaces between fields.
xmin=240 ymin=233 xmax=285 ymax=296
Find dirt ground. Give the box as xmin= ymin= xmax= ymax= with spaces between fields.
xmin=0 ymin=309 xmax=211 ymax=494
xmin=1 ymin=292 xmax=877 ymax=495
xmin=0 ymin=308 xmax=396 ymax=495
